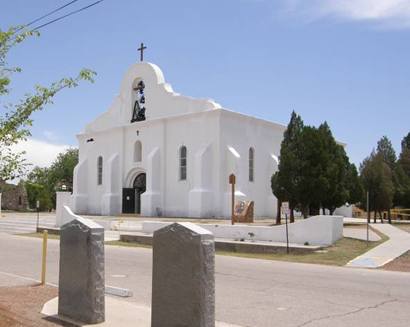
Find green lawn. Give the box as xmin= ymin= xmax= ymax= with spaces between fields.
xmin=107 ymin=235 xmax=387 ymax=267
xmin=393 ymin=223 xmax=410 ymax=233
xmin=217 ymin=235 xmax=387 ymax=266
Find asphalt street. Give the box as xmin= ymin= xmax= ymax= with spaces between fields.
xmin=1 ymin=233 xmax=410 ymax=327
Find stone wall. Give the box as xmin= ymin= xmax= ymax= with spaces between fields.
xmin=0 ymin=180 xmax=29 ymax=211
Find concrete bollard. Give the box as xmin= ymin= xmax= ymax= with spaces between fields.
xmin=58 ymin=208 xmax=105 ymax=324
xmin=151 ymin=222 xmax=215 ymax=327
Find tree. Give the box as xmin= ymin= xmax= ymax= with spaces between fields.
xmin=392 ymin=165 xmax=410 ymax=208
xmin=25 ymin=148 xmax=79 ymax=210
xmin=396 ymin=132 xmax=410 ymax=208
xmin=317 ymin=123 xmax=351 ymax=214
xmin=360 ymin=152 xmax=394 ymax=222
xmin=399 ymin=133 xmax=410 ymax=179
xmin=47 ymin=148 xmax=78 ymax=192
xmin=345 ymin=163 xmax=364 ymax=205
xmin=275 ymin=111 xmax=304 ymax=222
xmin=377 ymin=136 xmax=396 ymax=169
xmin=25 ymin=181 xmax=53 ymax=211
xmin=271 ymin=172 xmax=285 ymax=224
xmin=25 ymin=166 xmax=53 ymax=210
xmin=273 ymin=113 xmax=360 ymax=219
xmin=296 ymin=125 xmax=327 ymax=216
xmin=0 ymin=26 xmax=95 ymax=180
xmin=295 ymin=122 xmax=351 ymax=216
xmin=401 ymin=132 xmax=410 ymax=152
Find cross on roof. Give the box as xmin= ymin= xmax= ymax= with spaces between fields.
xmin=138 ymin=42 xmax=147 ymax=62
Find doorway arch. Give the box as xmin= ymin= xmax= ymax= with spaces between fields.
xmin=133 ymin=173 xmax=146 ymax=214
xmin=122 ymin=172 xmax=146 ymax=214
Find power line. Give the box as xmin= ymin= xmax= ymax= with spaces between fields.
xmin=29 ymin=0 xmax=105 ymax=33
xmin=23 ymin=0 xmax=82 ymax=29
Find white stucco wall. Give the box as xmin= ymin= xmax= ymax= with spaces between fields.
xmin=71 ymin=62 xmax=290 ymax=218
xmin=334 ymin=205 xmax=353 ymax=217
xmin=142 ymin=215 xmax=344 ymax=246
xmin=56 ymin=192 xmax=73 ymax=227
xmin=218 ymin=110 xmax=284 ymax=218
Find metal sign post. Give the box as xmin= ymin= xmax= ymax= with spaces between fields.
xmin=36 ymin=200 xmax=40 ymax=231
xmin=281 ymin=202 xmax=290 ymax=254
xmin=366 ymin=191 xmax=369 ymax=247
xmin=229 ymin=174 xmax=236 ymax=225
xmin=41 ymin=230 xmax=48 ymax=285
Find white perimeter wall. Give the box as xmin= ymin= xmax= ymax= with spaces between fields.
xmin=142 ymin=215 xmax=344 ymax=246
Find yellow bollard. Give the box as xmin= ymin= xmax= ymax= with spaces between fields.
xmin=41 ymin=230 xmax=48 ymax=285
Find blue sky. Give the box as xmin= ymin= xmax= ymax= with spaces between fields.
xmin=1 ymin=0 xmax=410 ymax=167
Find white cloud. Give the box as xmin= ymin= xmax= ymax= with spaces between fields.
xmin=43 ymin=130 xmax=59 ymax=142
xmin=283 ymin=0 xmax=410 ymax=28
xmin=12 ymin=138 xmax=74 ymax=169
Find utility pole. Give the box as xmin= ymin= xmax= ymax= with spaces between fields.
xmin=366 ymin=191 xmax=369 ymax=247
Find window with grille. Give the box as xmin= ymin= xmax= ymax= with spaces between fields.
xmin=179 ymin=146 xmax=187 ymax=181
xmin=97 ymin=156 xmax=103 ymax=185
xmin=249 ymin=147 xmax=254 ymax=182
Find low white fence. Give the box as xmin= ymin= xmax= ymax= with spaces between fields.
xmin=142 ymin=215 xmax=343 ymax=246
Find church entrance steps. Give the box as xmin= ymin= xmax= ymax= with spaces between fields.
xmin=119 ymin=232 xmax=321 ymax=254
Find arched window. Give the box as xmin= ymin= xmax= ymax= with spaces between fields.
xmin=134 ymin=141 xmax=142 ymax=162
xmin=249 ymin=147 xmax=254 ymax=182
xmin=97 ymin=156 xmax=103 ymax=185
xmin=179 ymin=146 xmax=187 ymax=181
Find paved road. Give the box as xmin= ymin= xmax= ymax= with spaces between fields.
xmin=0 ymin=212 xmax=56 ymax=234
xmin=0 ymin=212 xmax=120 ymax=240
xmin=1 ymin=233 xmax=409 ymax=327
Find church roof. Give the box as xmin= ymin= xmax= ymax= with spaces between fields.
xmin=80 ymin=62 xmax=286 ymax=135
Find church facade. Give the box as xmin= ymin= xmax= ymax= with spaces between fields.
xmin=72 ymin=62 xmax=284 ymax=218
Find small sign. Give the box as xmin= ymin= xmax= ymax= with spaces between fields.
xmin=36 ymin=200 xmax=40 ymax=209
xmin=229 ymin=174 xmax=236 ymax=185
xmin=281 ymin=202 xmax=290 ymax=216
xmin=234 ymin=201 xmax=246 ymax=215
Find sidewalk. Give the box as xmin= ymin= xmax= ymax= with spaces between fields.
xmin=0 ymin=271 xmax=39 ymax=287
xmin=42 ymin=296 xmax=243 ymax=327
xmin=343 ymin=226 xmax=380 ymax=241
xmin=346 ymin=224 xmax=410 ymax=268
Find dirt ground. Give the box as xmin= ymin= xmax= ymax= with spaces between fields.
xmin=0 ymin=284 xmax=73 ymax=327
xmin=382 ymin=251 xmax=410 ymax=272
xmin=382 ymin=225 xmax=410 ymax=272
xmin=395 ymin=223 xmax=410 ymax=233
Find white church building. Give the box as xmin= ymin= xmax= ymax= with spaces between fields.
xmin=72 ymin=62 xmax=286 ymax=218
